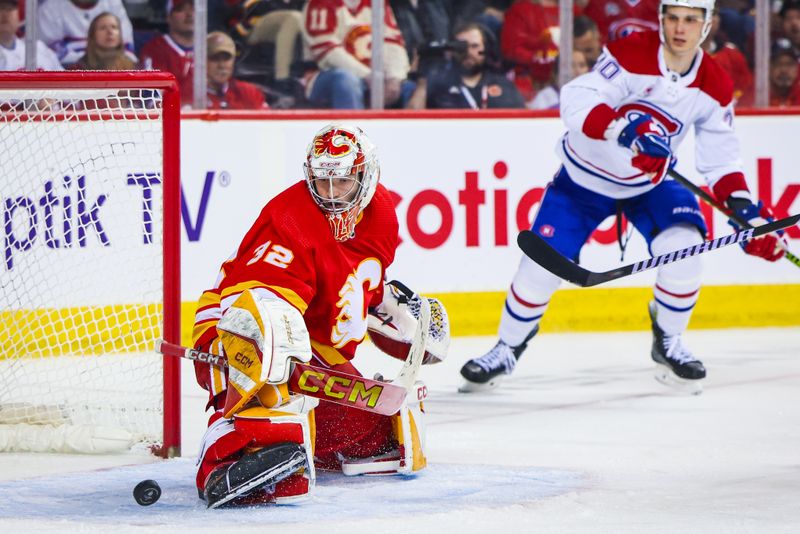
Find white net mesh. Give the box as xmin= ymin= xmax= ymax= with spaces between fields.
xmin=0 ymin=87 xmax=168 ymax=453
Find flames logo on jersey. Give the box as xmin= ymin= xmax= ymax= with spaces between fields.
xmin=344 ymin=25 xmax=373 ymax=65
xmin=313 ymin=129 xmax=359 ymax=159
xmin=331 ymin=258 xmax=383 ymax=348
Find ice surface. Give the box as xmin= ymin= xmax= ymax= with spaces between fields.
xmin=1 ymin=328 xmax=799 ymax=533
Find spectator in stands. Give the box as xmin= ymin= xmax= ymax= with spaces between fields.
xmin=716 ymin=0 xmax=753 ymax=53
xmin=38 ymin=0 xmax=134 ymax=67
xmin=573 ymin=15 xmax=602 ymax=68
xmin=769 ymin=40 xmax=800 ymax=106
xmin=139 ymin=0 xmax=194 ymax=107
xmin=407 ymin=23 xmax=524 ymax=109
xmin=301 ymin=0 xmax=410 ymax=109
xmin=500 ymin=0 xmax=560 ymax=99
xmin=389 ymin=0 xmax=450 ymax=71
xmin=780 ymin=0 xmax=800 ymax=58
xmin=701 ymin=8 xmax=753 ymax=106
xmin=233 ymin=0 xmax=305 ymax=86
xmin=527 ymin=49 xmax=589 ymax=110
xmin=70 ymin=12 xmax=136 ymax=70
xmin=582 ymin=0 xmax=659 ymax=42
xmin=451 ymin=0 xmax=513 ymax=42
xmin=206 ymin=31 xmax=269 ymax=109
xmin=0 ymin=0 xmax=63 ymax=70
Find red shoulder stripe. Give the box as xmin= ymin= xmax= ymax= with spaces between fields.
xmin=606 ymin=31 xmax=661 ymax=75
xmin=688 ymin=52 xmax=734 ymax=107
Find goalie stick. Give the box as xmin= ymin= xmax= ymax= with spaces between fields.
xmin=395 ymin=295 xmax=431 ymax=393
xmin=667 ymin=169 xmax=800 ymax=269
xmin=517 ymin=213 xmax=800 ymax=287
xmin=156 ymin=340 xmax=426 ymax=416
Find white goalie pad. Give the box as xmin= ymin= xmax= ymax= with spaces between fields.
xmin=218 ymin=289 xmax=312 ymax=385
xmin=367 ymin=280 xmax=450 ymax=364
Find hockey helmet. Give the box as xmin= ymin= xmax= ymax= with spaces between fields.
xmin=659 ymin=0 xmax=715 ymax=44
xmin=304 ymin=123 xmax=380 ymax=241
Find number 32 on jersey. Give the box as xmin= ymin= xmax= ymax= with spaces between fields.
xmin=246 ymin=240 xmax=294 ymax=269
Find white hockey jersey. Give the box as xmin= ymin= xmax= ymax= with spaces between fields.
xmin=0 ymin=37 xmax=64 ymax=71
xmin=558 ymin=31 xmax=744 ymax=200
xmin=37 ymin=0 xmax=134 ymax=66
xmin=302 ymin=0 xmax=409 ymax=80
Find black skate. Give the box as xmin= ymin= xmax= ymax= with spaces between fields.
xmin=459 ymin=326 xmax=538 ymax=393
xmin=649 ymin=301 xmax=705 ymax=395
xmin=204 ymin=441 xmax=307 ymax=509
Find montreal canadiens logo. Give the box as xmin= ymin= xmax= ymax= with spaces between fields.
xmin=313 ymin=129 xmax=358 ymax=158
xmin=618 ymin=101 xmax=684 ymax=139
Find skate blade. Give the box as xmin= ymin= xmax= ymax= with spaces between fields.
xmin=653 ymin=364 xmax=703 ymax=396
xmin=207 ymin=453 xmax=307 ymax=509
xmin=458 ymin=376 xmax=504 ymax=393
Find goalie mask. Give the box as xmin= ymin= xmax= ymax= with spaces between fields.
xmin=304 ymin=123 xmax=380 ymax=241
xmin=659 ymin=0 xmax=715 ymax=44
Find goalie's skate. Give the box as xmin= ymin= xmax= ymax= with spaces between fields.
xmin=204 ymin=442 xmax=307 ymax=509
xmin=649 ymin=302 xmax=705 ymax=395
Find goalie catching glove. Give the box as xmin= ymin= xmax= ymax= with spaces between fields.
xmin=367 ymin=280 xmax=450 ymax=365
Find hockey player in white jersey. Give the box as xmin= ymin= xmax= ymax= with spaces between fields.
xmin=460 ymin=0 xmax=788 ymax=395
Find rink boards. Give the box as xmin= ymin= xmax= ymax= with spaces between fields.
xmin=174 ymin=110 xmax=800 ymax=342
xmin=4 ymin=110 xmax=795 ymax=346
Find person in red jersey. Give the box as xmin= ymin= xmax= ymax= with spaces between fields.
xmin=205 ymin=31 xmax=269 ymax=110
xmin=139 ymin=0 xmax=195 ymax=107
xmin=582 ymin=0 xmax=660 ymax=42
xmin=768 ymin=41 xmax=800 ymax=107
xmin=190 ymin=123 xmax=449 ymax=508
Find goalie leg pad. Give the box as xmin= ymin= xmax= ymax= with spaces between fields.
xmin=217 ymin=289 xmax=312 ymax=418
xmin=197 ymin=403 xmax=316 ymax=506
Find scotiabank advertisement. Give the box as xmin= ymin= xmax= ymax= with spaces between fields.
xmin=179 ymin=114 xmax=800 ymax=301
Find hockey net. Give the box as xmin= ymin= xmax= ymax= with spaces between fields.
xmin=0 ymin=72 xmax=181 ymax=457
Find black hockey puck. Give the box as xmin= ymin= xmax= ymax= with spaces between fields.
xmin=133 ymin=479 xmax=161 ymax=506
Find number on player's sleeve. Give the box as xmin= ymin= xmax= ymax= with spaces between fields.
xmin=246 ymin=241 xmax=294 ymax=269
xmin=597 ymin=57 xmax=621 ymax=81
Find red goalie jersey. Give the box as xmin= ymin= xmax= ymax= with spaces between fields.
xmin=192 ymin=179 xmax=399 ymax=396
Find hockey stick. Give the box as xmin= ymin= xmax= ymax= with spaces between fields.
xmin=156 ymin=340 xmax=424 ymax=416
xmin=395 ymin=296 xmax=431 ymax=394
xmin=668 ymin=169 xmax=800 ymax=268
xmin=517 ymin=213 xmax=800 ymax=287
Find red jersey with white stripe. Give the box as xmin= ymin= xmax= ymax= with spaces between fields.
xmin=193 ymin=181 xmax=399 ymax=372
xmin=558 ymin=31 xmax=740 ymax=199
xmin=302 ymin=0 xmax=409 ymax=80
xmin=139 ymin=34 xmax=194 ymax=106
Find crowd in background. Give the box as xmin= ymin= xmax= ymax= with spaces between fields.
xmin=1 ymin=0 xmax=799 ymax=110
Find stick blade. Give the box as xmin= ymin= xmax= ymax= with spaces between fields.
xmin=517 ymin=230 xmax=592 ymax=287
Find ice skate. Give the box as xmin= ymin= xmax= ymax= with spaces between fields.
xmin=649 ymin=301 xmax=705 ymax=395
xmin=204 ymin=441 xmax=308 ymax=508
xmin=459 ymin=325 xmax=537 ymax=392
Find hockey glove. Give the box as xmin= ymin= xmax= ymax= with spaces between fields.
xmin=617 ymin=114 xmax=672 ymax=184
xmin=727 ymin=198 xmax=787 ymax=262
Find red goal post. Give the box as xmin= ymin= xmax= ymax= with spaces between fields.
xmin=0 ymin=72 xmax=181 ymax=457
